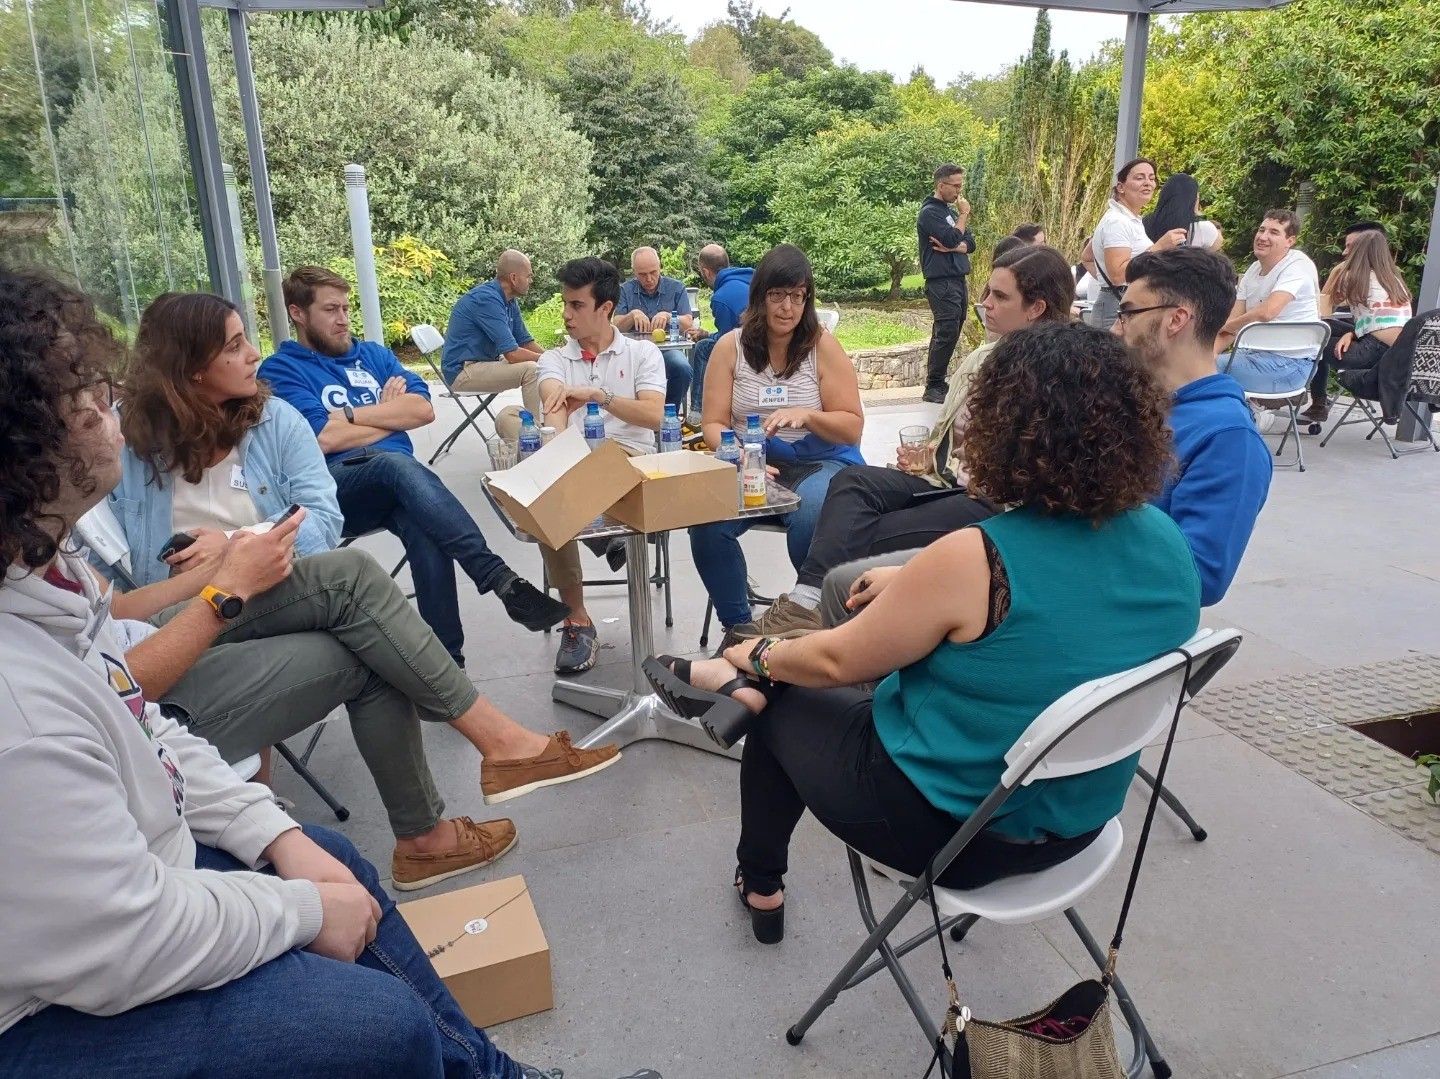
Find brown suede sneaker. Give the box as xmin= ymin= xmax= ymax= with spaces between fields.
xmin=481 ymin=731 xmax=621 ymax=805
xmin=737 ymin=593 xmax=823 ymax=640
xmin=391 ymin=816 xmax=518 ymax=892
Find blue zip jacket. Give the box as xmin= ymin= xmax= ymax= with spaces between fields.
xmin=99 ymin=397 xmax=343 ymax=588
xmin=1156 ymin=373 xmax=1272 ymax=606
xmin=763 ymin=432 xmax=866 ymax=468
xmin=262 ymin=338 xmax=431 ymax=463
xmin=709 ymin=266 xmax=754 ymax=336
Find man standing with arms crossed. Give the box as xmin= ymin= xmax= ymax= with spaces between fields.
xmin=917 ymin=163 xmax=975 ymax=404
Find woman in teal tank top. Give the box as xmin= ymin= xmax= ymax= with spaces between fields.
xmin=649 ymin=322 xmax=1200 ymax=944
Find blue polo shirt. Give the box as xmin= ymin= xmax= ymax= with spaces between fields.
xmin=441 ymin=278 xmax=534 ymax=385
xmin=618 ymin=275 xmax=692 ymax=321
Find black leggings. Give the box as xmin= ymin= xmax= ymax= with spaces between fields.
xmin=736 ymin=686 xmax=1102 ymax=896
xmin=795 ymin=464 xmax=995 ymax=589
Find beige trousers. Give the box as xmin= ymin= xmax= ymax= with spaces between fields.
xmin=450 ymin=359 xmax=542 ymax=418
xmin=495 ymin=406 xmax=642 ymax=589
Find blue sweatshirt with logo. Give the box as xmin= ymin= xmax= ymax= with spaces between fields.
xmin=709 ymin=266 xmax=754 ymax=335
xmin=1156 ymin=373 xmax=1272 ymax=606
xmin=261 ymin=339 xmax=431 ymax=463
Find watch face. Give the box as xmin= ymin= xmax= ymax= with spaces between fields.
xmin=218 ymin=595 xmax=244 ymax=619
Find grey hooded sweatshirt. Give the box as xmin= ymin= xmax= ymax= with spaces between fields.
xmin=0 ymin=550 xmax=323 ymax=1036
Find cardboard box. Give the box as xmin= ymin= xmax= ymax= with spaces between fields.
xmin=397 ymin=875 xmax=552 ymax=1029
xmin=485 ymin=425 xmax=640 ymax=549
xmin=608 ymin=451 xmax=741 ymax=533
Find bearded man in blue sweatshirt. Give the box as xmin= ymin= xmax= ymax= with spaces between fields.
xmin=262 ymin=267 xmax=568 ymax=668
xmin=814 ymin=247 xmax=1270 ymax=626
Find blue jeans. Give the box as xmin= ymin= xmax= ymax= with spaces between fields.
xmin=1224 ymin=348 xmax=1316 ymax=395
xmin=0 ymin=825 xmax=520 ymax=1079
xmin=689 ymin=336 xmax=717 ymax=413
xmin=689 ymin=458 xmax=849 ymax=627
xmin=331 ymin=450 xmax=508 ymax=664
xmin=662 ymin=348 xmax=691 ymax=410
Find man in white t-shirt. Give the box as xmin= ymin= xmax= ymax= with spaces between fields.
xmin=495 ymin=257 xmax=665 ymax=674
xmin=1215 ymin=209 xmax=1322 ymax=395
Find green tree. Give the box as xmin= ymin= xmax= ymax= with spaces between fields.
xmin=725 ymin=1 xmax=832 ymax=80
xmin=689 ymin=23 xmax=752 ymax=93
xmin=772 ymin=117 xmax=979 ymax=295
xmin=555 ymin=49 xmax=722 ymax=265
xmin=208 ymin=19 xmax=591 ymax=287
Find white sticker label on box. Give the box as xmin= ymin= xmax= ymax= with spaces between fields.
xmin=464 ymin=918 xmax=489 ymax=935
xmin=760 ymin=385 xmax=789 ymax=407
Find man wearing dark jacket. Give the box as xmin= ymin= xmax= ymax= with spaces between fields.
xmin=689 ymin=244 xmax=754 ymax=423
xmin=917 ymin=163 xmax=975 ymax=403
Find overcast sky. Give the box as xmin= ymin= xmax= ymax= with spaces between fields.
xmin=645 ymin=0 xmax=1126 ymax=83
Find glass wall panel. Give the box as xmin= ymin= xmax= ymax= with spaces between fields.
xmin=0 ymin=0 xmax=208 ymax=335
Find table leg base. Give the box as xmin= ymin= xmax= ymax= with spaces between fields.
xmin=556 ymin=686 xmax=744 ymax=762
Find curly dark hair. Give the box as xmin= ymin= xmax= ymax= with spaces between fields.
xmin=961 ymin=321 xmax=1173 ymax=522
xmin=0 ymin=268 xmax=124 ymax=572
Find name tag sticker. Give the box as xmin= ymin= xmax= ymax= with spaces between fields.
xmin=760 ymin=385 xmax=790 ymax=407
xmin=230 ymin=465 xmax=249 ymax=491
xmin=946 ymin=215 xmax=956 ymax=227
xmin=346 ymin=367 xmax=380 ymax=392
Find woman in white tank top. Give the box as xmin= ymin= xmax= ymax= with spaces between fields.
xmin=692 ymin=244 xmax=866 ymax=646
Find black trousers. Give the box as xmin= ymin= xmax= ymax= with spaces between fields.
xmin=795 ymin=464 xmax=995 ymax=589
xmin=1309 ymin=315 xmax=1363 ymax=403
xmin=736 ymin=686 xmax=1103 ymax=896
xmin=924 ymin=276 xmax=969 ymax=391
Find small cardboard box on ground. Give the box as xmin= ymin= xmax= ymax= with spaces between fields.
xmin=397 ymin=875 xmax=552 ymax=1029
xmin=485 ymin=426 xmax=640 ymax=548
xmin=608 ymin=451 xmax=741 ymax=533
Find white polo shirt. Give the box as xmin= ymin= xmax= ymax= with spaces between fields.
xmin=537 ymin=329 xmax=667 ymax=453
xmin=1236 ymin=249 xmax=1320 ymax=355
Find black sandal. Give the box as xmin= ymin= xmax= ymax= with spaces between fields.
xmin=644 ymin=655 xmax=765 ymax=749
xmin=734 ymin=868 xmax=784 ymax=944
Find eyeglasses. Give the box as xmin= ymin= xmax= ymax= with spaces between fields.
xmin=1114 ymin=303 xmax=1179 ymax=325
xmin=766 ymin=287 xmax=809 ymax=307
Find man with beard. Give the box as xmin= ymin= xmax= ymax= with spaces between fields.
xmin=262 ymin=266 xmax=569 ymax=669
xmin=817 ymin=247 xmax=1271 ymax=627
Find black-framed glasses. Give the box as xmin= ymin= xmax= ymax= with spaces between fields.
xmin=1114 ymin=303 xmax=1179 ymax=325
xmin=766 ymin=287 xmax=809 ymax=307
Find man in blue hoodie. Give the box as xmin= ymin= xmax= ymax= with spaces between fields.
xmin=689 ymin=243 xmax=754 ymax=423
xmin=262 ymin=267 xmax=569 ymax=668
xmin=816 ymin=246 xmax=1271 ymax=625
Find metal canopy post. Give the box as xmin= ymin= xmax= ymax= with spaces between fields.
xmin=228 ymin=7 xmax=289 ymax=345
xmin=165 ymin=0 xmax=243 ymax=303
xmin=1114 ymin=12 xmax=1149 ymax=174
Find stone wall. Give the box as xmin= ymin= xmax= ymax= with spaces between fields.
xmin=851 ymin=341 xmax=928 ymax=390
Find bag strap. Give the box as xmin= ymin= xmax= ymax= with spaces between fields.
xmin=1091 ymin=248 xmax=1125 ymax=299
xmin=1101 ymin=648 xmax=1195 ymax=985
xmin=921 ymin=862 xmax=969 ymax=1079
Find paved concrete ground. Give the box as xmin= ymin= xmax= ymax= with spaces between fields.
xmin=277 ymin=385 xmax=1440 ymax=1079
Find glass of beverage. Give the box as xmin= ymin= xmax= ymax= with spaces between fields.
xmin=487 ymin=437 xmax=518 ymax=470
xmin=897 ymin=425 xmax=933 ymax=474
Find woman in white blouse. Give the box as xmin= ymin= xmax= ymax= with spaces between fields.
xmin=1084 ymin=158 xmax=1190 ymax=327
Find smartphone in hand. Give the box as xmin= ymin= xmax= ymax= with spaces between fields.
xmin=157 ymin=532 xmax=197 ymax=562
xmin=276 ymin=503 xmax=302 ymax=524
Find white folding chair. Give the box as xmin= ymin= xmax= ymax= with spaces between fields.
xmin=74 ymin=503 xmax=350 ymax=820
xmin=1220 ymin=321 xmax=1330 ymax=472
xmin=816 ymin=307 xmax=840 ymax=333
xmin=414 ymin=322 xmax=503 ymax=465
xmin=785 ymin=627 xmax=1243 ymax=1079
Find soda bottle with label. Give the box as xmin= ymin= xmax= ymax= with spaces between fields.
xmin=741 ymin=441 xmax=767 ymax=509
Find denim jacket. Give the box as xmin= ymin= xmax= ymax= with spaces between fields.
xmin=100 ymin=398 xmax=343 ymax=588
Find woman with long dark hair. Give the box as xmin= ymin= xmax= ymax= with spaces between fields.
xmin=737 ymin=244 xmax=1077 ymax=639
xmin=691 ymin=244 xmax=865 ymax=651
xmin=1318 ymin=229 xmax=1413 ymax=379
xmin=1144 ymin=172 xmax=1223 ymax=251
xmin=648 ymin=321 xmax=1200 ymax=943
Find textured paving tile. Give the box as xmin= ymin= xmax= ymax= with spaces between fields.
xmin=1349 ymin=786 xmax=1440 ymax=855
xmin=1276 ymin=724 xmax=1420 ymax=798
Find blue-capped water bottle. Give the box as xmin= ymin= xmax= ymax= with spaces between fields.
xmin=660 ymin=403 xmax=683 ymax=452
xmin=583 ymin=401 xmax=606 ymax=449
xmin=667 ymin=308 xmax=682 ymax=344
xmin=517 ymin=410 xmax=542 ymax=461
xmin=715 ymin=429 xmax=742 ymax=507
xmin=743 ymin=413 xmax=765 ymax=472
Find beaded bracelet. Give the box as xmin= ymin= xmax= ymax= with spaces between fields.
xmin=749 ymin=636 xmax=781 ymax=683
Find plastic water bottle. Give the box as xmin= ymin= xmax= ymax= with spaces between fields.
xmin=741 ymin=440 xmax=767 ymax=509
xmin=661 ymin=404 xmax=683 ymax=452
xmin=517 ymin=410 xmax=542 ymax=461
xmin=743 ymin=413 xmax=766 ymax=473
xmin=715 ymin=429 xmax=742 ymax=507
xmin=667 ymin=308 xmax=681 ymax=344
xmin=583 ymin=401 xmax=605 ymax=449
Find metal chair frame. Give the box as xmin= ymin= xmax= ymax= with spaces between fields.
xmin=411 ymin=323 xmax=503 ymax=466
xmin=1220 ymin=321 xmax=1331 ymax=472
